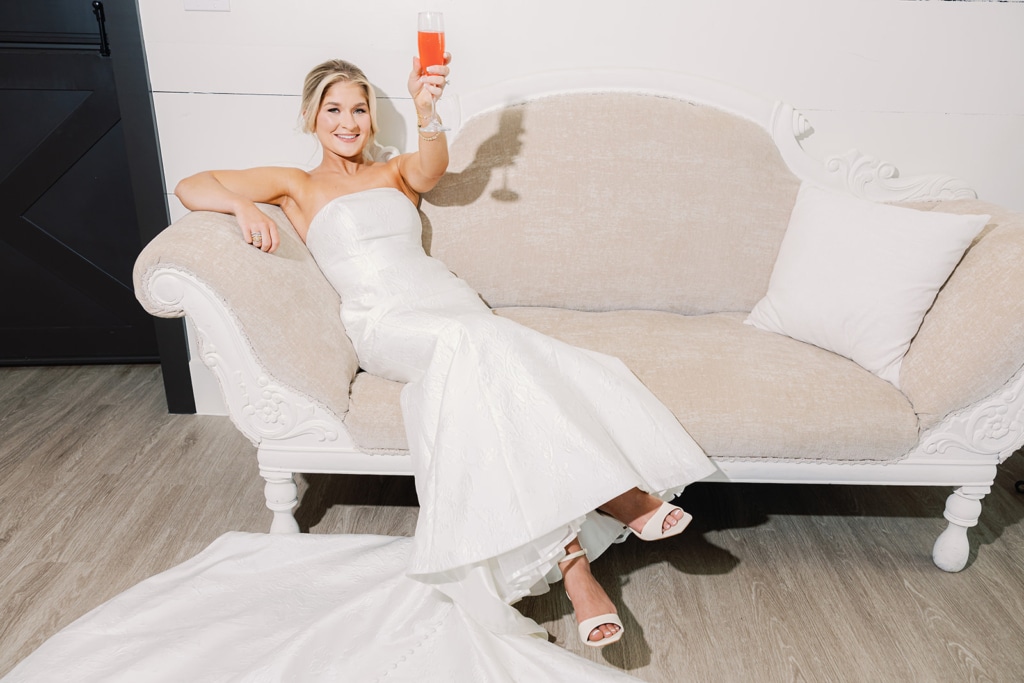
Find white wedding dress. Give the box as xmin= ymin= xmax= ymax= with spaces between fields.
xmin=305 ymin=188 xmax=716 ymax=633
xmin=3 ymin=187 xmax=716 ymax=683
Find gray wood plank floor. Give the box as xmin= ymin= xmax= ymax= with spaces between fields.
xmin=2 ymin=364 xmax=1023 ymax=681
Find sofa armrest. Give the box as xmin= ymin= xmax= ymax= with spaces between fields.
xmin=133 ymin=205 xmax=358 ymax=420
xmin=901 ymin=200 xmax=1024 ymax=430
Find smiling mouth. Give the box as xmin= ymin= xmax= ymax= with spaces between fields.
xmin=335 ymin=133 xmax=360 ymax=141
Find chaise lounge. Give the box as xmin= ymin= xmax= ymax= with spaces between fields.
xmin=133 ymin=69 xmax=1024 ymax=573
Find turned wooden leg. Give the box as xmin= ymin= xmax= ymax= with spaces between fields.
xmin=260 ymin=469 xmax=300 ymax=534
xmin=932 ymin=485 xmax=990 ymax=572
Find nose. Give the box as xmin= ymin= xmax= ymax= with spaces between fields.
xmin=339 ymin=111 xmax=358 ymax=130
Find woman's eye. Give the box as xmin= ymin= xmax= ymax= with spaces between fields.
xmin=355 ymin=108 xmax=367 ymax=114
xmin=327 ymin=107 xmax=340 ymax=114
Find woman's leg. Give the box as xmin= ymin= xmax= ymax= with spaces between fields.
xmin=599 ymin=487 xmax=688 ymax=534
xmin=560 ymin=488 xmax=689 ymax=645
xmin=560 ymin=537 xmax=621 ymax=644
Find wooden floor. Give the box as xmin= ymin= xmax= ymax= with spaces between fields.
xmin=2 ymin=364 xmax=1023 ymax=682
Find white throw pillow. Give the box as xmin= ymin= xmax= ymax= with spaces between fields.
xmin=745 ymin=183 xmax=989 ymax=388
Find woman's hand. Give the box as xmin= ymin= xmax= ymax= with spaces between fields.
xmin=234 ymin=201 xmax=280 ymax=253
xmin=408 ymin=53 xmax=451 ymax=119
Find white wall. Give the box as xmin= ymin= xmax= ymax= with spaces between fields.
xmin=138 ymin=0 xmax=1024 ymax=413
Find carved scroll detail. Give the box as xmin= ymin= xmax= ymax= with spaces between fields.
xmin=825 ymin=149 xmax=978 ymax=202
xmin=147 ymin=268 xmax=349 ymax=447
xmin=919 ymin=367 xmax=1024 ymax=462
xmin=194 ymin=338 xmax=341 ymax=444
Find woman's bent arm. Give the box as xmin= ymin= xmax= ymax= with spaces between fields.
xmin=175 ymin=167 xmax=304 ymax=253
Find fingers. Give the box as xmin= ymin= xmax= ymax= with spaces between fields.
xmin=418 ymin=67 xmax=449 ymax=98
xmin=419 ymin=80 xmax=445 ymax=98
xmin=415 ymin=52 xmax=450 ymax=71
xmin=409 ymin=71 xmax=447 ymax=100
xmin=243 ymin=222 xmax=278 ymax=253
xmin=423 ymin=63 xmax=449 ymax=79
xmin=266 ymin=224 xmax=279 ymax=252
xmin=421 ymin=56 xmax=450 ymax=81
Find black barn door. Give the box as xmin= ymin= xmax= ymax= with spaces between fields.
xmin=0 ymin=2 xmax=195 ymax=412
xmin=0 ymin=2 xmax=157 ymax=363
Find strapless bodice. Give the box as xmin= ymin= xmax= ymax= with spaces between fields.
xmin=305 ymin=187 xmax=477 ymax=318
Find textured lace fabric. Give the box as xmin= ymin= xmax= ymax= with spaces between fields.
xmin=306 ymin=188 xmax=717 ymax=634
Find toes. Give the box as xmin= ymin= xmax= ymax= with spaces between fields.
xmin=589 ymin=623 xmax=620 ymax=643
xmin=663 ymin=507 xmax=684 ymax=531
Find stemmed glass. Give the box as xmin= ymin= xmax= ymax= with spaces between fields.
xmin=417 ymin=11 xmax=449 ymax=133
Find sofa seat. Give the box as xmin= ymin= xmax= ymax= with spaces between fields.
xmin=344 ymin=308 xmax=920 ymax=463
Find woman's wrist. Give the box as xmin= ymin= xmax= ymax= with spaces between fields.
xmin=416 ymin=110 xmax=436 ymax=128
xmin=416 ymin=108 xmax=444 ymax=141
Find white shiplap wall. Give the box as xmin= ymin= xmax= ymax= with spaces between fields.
xmin=137 ymin=0 xmax=1024 ymax=413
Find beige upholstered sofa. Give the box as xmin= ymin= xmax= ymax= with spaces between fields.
xmin=134 ymin=70 xmax=1024 ymax=573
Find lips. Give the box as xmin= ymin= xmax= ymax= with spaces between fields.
xmin=335 ymin=133 xmax=360 ymax=142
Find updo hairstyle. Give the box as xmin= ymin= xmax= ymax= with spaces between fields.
xmin=299 ymin=59 xmax=379 ymax=151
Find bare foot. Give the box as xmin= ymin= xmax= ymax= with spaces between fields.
xmin=599 ymin=487 xmax=686 ymax=534
xmin=559 ymin=540 xmax=621 ymax=645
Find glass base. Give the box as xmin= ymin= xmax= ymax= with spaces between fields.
xmin=419 ymin=118 xmax=449 ymax=134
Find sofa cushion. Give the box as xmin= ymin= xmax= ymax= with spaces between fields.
xmin=900 ymin=200 xmax=1024 ymax=429
xmin=343 ymin=308 xmax=921 ymax=462
xmin=346 ymin=372 xmax=407 ymax=452
xmin=421 ymin=92 xmax=801 ymax=315
xmin=746 ymin=184 xmax=988 ymax=388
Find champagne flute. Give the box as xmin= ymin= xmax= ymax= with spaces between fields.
xmin=417 ymin=11 xmax=449 ymax=133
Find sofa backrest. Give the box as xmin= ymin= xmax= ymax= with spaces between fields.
xmin=421 ymin=92 xmax=802 ymax=314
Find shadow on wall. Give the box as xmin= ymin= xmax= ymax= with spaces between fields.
xmin=427 ymin=106 xmax=525 ymax=205
xmin=373 ymin=86 xmax=408 ymax=153
xmin=419 ymin=106 xmax=526 ymax=253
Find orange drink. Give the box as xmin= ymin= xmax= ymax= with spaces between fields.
xmin=418 ymin=30 xmax=445 ymax=72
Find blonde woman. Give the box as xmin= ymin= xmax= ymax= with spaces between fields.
xmin=175 ymin=56 xmax=715 ymax=648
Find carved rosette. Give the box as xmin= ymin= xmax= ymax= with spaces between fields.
xmin=238 ymin=373 xmax=341 ymax=443
xmin=920 ymin=370 xmax=1024 ymax=462
xmin=825 ymin=149 xmax=978 ymax=203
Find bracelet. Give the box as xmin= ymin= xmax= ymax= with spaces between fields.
xmin=416 ymin=112 xmax=441 ymax=127
xmin=418 ymin=129 xmax=441 ymax=142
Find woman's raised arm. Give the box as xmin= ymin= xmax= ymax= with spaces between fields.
xmin=396 ymin=55 xmax=451 ymax=195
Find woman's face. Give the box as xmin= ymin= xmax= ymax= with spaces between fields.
xmin=315 ymin=80 xmax=372 ymax=159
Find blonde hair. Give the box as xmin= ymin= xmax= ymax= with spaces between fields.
xmin=300 ymin=59 xmax=379 ymax=151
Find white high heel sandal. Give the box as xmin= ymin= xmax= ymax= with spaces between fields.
xmin=559 ymin=548 xmax=624 ymax=648
xmin=635 ymin=501 xmax=692 ymax=542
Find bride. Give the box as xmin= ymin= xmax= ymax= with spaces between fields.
xmin=174 ymin=54 xmax=716 ymax=648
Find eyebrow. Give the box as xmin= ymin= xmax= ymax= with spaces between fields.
xmin=323 ymin=100 xmax=368 ymax=108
